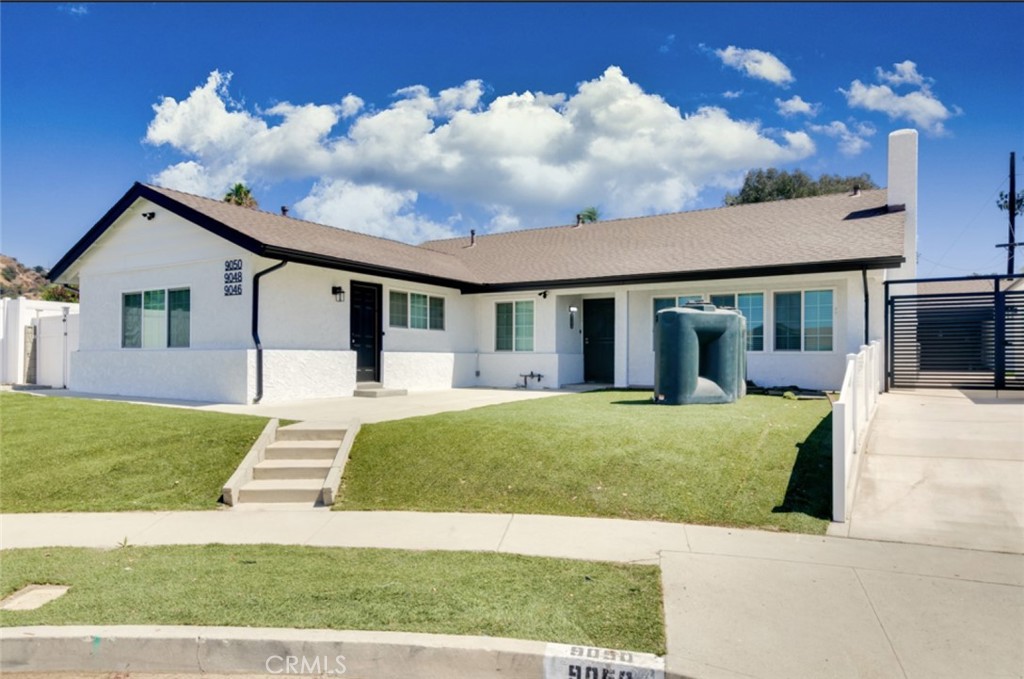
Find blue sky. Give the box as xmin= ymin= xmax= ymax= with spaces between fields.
xmin=2 ymin=2 xmax=1022 ymax=277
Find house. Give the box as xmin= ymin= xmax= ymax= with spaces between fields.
xmin=48 ymin=130 xmax=918 ymax=404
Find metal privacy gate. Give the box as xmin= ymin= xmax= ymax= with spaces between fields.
xmin=886 ymin=275 xmax=1024 ymax=390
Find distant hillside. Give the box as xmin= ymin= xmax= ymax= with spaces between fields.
xmin=0 ymin=254 xmax=77 ymax=301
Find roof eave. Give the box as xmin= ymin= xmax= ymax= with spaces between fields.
xmin=260 ymin=245 xmax=482 ymax=292
xmin=471 ymin=256 xmax=906 ymax=293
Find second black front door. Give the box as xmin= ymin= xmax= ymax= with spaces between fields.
xmin=350 ymin=281 xmax=382 ymax=383
xmin=583 ymin=298 xmax=615 ymax=383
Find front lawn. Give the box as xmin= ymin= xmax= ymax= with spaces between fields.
xmin=0 ymin=545 xmax=665 ymax=654
xmin=0 ymin=392 xmax=268 ymax=512
xmin=338 ymin=390 xmax=832 ymax=533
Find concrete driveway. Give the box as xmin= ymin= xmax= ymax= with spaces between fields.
xmin=830 ymin=389 xmax=1024 ymax=553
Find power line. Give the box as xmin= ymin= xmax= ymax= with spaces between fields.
xmin=924 ymin=177 xmax=1008 ymax=278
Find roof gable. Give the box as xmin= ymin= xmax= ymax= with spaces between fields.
xmin=50 ymin=183 xmax=481 ymax=290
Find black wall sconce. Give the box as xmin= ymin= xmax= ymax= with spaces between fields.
xmin=141 ymin=212 xmax=156 ymax=220
xmin=569 ymin=305 xmax=578 ymax=329
xmin=538 ymin=290 xmax=549 ymax=299
xmin=331 ymin=285 xmax=346 ymax=302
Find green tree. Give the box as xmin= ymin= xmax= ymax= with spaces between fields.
xmin=40 ymin=284 xmax=79 ymax=303
xmin=724 ymin=169 xmax=878 ymax=206
xmin=223 ymin=183 xmax=259 ymax=209
xmin=577 ymin=206 xmax=600 ymax=223
xmin=996 ymin=190 xmax=1023 ymax=217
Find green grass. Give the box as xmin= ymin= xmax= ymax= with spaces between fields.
xmin=0 ymin=545 xmax=665 ymax=654
xmin=0 ymin=392 xmax=268 ymax=512
xmin=338 ymin=390 xmax=832 ymax=533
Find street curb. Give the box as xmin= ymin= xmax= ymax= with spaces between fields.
xmin=1 ymin=625 xmax=666 ymax=678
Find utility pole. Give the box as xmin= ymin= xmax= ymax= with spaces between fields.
xmin=1009 ymin=152 xmax=1017 ymax=276
xmin=997 ymin=152 xmax=1019 ymax=276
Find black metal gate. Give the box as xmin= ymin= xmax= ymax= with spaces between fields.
xmin=886 ymin=275 xmax=1024 ymax=390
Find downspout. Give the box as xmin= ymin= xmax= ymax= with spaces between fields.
xmin=862 ymin=269 xmax=870 ymax=346
xmin=251 ymin=261 xmax=288 ymax=404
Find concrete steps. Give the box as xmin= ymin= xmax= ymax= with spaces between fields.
xmin=263 ymin=440 xmax=341 ymax=460
xmin=353 ymin=382 xmax=407 ymax=398
xmin=234 ymin=421 xmax=348 ymax=507
xmin=237 ymin=479 xmax=324 ymax=504
xmin=253 ymin=458 xmax=333 ymax=480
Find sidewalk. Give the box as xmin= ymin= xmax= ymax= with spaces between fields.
xmin=3 ymin=510 xmax=1021 ymax=678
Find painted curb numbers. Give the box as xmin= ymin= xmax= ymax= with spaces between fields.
xmin=544 ymin=643 xmax=665 ymax=679
xmin=224 ymin=259 xmax=243 ymax=296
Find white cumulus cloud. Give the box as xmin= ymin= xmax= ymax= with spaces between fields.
xmin=715 ymin=46 xmax=794 ymax=86
xmin=876 ymin=60 xmax=927 ymax=87
xmin=294 ymin=180 xmax=457 ymax=242
xmin=145 ymin=66 xmax=816 ymax=242
xmin=809 ymin=120 xmax=876 ymax=156
xmin=775 ymin=95 xmax=819 ymax=117
xmin=841 ymin=61 xmax=959 ymax=135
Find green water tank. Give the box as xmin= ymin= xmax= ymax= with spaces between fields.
xmin=654 ymin=303 xmax=747 ymax=405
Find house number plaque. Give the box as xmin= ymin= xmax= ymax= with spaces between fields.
xmin=224 ymin=259 xmax=243 ymax=296
xmin=543 ymin=643 xmax=664 ymax=679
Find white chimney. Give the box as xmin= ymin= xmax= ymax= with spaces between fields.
xmin=887 ymin=129 xmax=918 ymax=279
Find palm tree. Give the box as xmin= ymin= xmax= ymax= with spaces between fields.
xmin=224 ymin=183 xmax=258 ymax=209
xmin=577 ymin=206 xmax=600 ymax=223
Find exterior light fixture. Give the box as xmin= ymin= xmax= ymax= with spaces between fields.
xmin=331 ymin=286 xmax=346 ymax=302
xmin=141 ymin=212 xmax=156 ymax=220
xmin=538 ymin=290 xmax=549 ymax=299
xmin=569 ymin=305 xmax=578 ymax=329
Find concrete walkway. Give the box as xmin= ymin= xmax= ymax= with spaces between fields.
xmin=3 ymin=510 xmax=1021 ymax=679
xmin=12 ymin=384 xmax=604 ymax=424
xmin=830 ymin=388 xmax=1024 ymax=553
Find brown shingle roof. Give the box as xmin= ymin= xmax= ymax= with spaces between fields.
xmin=144 ymin=184 xmax=481 ymax=284
xmin=421 ymin=189 xmax=905 ymax=286
xmin=52 ymin=184 xmax=906 ymax=290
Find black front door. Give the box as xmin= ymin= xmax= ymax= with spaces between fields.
xmin=584 ymin=298 xmax=615 ymax=383
xmin=350 ymin=281 xmax=382 ymax=383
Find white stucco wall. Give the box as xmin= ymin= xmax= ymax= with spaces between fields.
xmin=70 ymin=349 xmax=250 ymax=403
xmin=72 ymin=200 xmax=254 ymax=353
xmin=477 ymin=352 xmax=560 ymax=389
xmin=258 ymin=349 xmax=356 ymax=403
xmin=381 ymin=351 xmax=478 ymax=390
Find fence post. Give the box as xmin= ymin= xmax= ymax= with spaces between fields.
xmin=832 ymin=398 xmax=847 ymax=522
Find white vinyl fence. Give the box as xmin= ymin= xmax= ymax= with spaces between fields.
xmin=34 ymin=312 xmax=79 ymax=388
xmin=832 ymin=340 xmax=883 ymax=522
